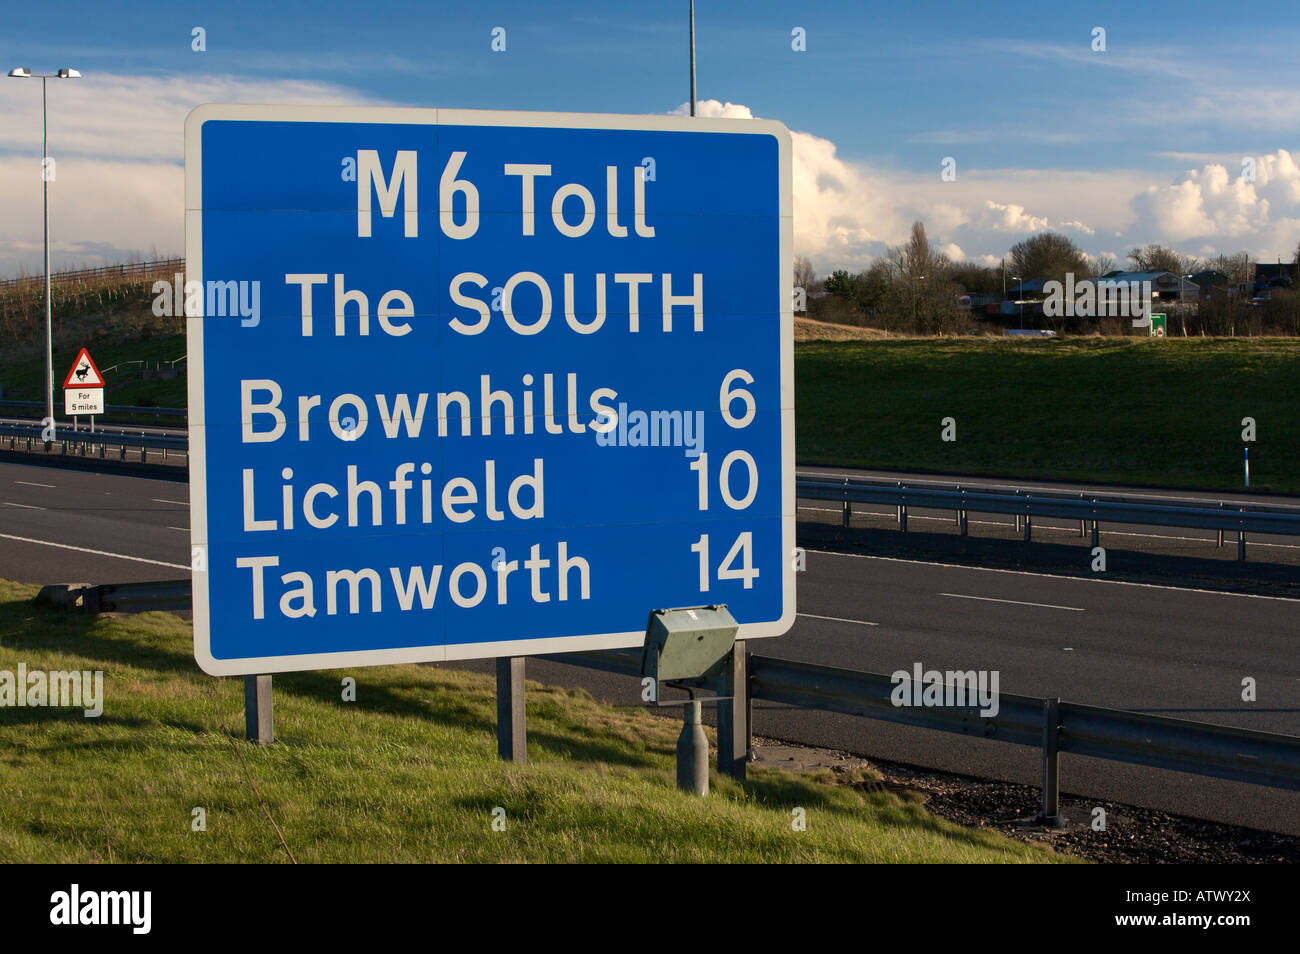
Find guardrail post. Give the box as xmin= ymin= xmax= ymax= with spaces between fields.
xmin=1217 ymin=502 xmax=1224 ymax=548
xmin=1090 ymin=520 xmax=1099 ymax=548
xmin=496 ymin=656 xmax=527 ymax=764
xmin=244 ymin=675 xmax=273 ymax=744
xmin=1023 ymin=513 xmax=1032 ymax=542
xmin=716 ymin=641 xmax=749 ymax=781
xmin=1079 ymin=493 xmax=1087 ymax=536
xmin=1037 ymin=697 xmax=1065 ymax=827
xmin=1238 ymin=529 xmax=1246 ymax=562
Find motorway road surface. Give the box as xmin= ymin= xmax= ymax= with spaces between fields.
xmin=1 ymin=459 xmax=1297 ymax=834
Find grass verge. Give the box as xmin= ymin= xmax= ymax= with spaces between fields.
xmin=798 ymin=337 xmax=1300 ymax=493
xmin=0 ymin=579 xmax=1069 ymax=863
xmin=0 ymin=333 xmax=187 ymax=412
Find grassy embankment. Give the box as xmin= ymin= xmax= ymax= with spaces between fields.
xmin=3 ymin=318 xmax=1296 ymax=493
xmin=798 ymin=337 xmax=1300 ymax=494
xmin=0 ymin=580 xmax=1068 ymax=863
xmin=0 ymin=334 xmax=187 ymax=411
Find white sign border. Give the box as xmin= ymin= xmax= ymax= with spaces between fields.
xmin=185 ymin=103 xmax=794 ymax=676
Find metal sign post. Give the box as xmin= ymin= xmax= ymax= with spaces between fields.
xmin=62 ymin=348 xmax=105 ymax=453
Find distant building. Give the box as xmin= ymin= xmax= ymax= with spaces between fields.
xmin=1253 ymin=262 xmax=1296 ymax=287
xmin=1098 ymin=270 xmax=1200 ymax=303
xmin=1189 ymin=269 xmax=1231 ymax=293
xmin=1004 ymin=278 xmax=1047 ymax=299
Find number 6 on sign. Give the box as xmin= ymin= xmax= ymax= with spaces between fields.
xmin=720 ymin=369 xmax=756 ymax=428
xmin=691 ymin=532 xmax=760 ymax=590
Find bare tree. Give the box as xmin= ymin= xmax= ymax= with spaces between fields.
xmin=1089 ymin=254 xmax=1117 ymax=278
xmin=1009 ymin=231 xmax=1090 ymax=284
xmin=1203 ymin=252 xmax=1250 ymax=285
xmin=793 ymin=256 xmax=815 ymax=292
xmin=1128 ymin=243 xmax=1200 ymax=275
xmin=880 ymin=221 xmax=964 ymax=334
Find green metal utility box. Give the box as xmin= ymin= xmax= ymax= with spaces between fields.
xmin=641 ymin=605 xmax=738 ymax=684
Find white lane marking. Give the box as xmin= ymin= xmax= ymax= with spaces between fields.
xmin=152 ymin=498 xmax=188 ymax=506
xmin=15 ymin=480 xmax=55 ymax=488
xmin=166 ymin=526 xmax=190 ymax=533
xmin=0 ymin=532 xmax=188 ymax=570
xmin=3 ymin=501 xmax=45 ymax=510
xmin=798 ymin=613 xmax=879 ymax=627
xmin=939 ymin=592 xmax=1084 ymax=612
xmin=813 ymin=549 xmax=1300 ymax=603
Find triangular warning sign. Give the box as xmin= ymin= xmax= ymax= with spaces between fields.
xmin=62 ymin=348 xmax=105 ymax=388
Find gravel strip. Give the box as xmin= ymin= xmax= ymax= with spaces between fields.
xmin=752 ymin=736 xmax=1298 ymax=863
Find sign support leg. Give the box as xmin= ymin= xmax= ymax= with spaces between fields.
xmin=716 ymin=641 xmax=748 ymax=780
xmin=244 ymin=674 xmax=273 ymax=744
xmin=496 ymin=656 xmax=526 ymax=764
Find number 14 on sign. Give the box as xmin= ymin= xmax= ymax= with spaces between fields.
xmin=691 ymin=533 xmax=759 ymax=590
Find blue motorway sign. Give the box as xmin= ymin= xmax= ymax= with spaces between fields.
xmin=185 ymin=105 xmax=793 ymax=675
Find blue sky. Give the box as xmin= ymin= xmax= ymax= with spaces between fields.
xmin=3 ymin=0 xmax=1300 ymax=274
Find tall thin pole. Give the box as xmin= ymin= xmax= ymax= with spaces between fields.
xmin=689 ymin=0 xmax=696 ymax=117
xmin=42 ymin=75 xmax=53 ymax=431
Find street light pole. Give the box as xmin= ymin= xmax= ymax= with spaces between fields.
xmin=689 ymin=0 xmax=697 ymax=117
xmin=41 ymin=75 xmax=52 ymax=430
xmin=8 ymin=67 xmax=80 ymax=433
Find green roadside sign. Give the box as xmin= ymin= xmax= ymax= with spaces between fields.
xmin=1149 ymin=313 xmax=1167 ymax=337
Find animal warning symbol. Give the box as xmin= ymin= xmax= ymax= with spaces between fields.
xmin=61 ymin=348 xmax=105 ymax=388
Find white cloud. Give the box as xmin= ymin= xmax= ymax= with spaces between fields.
xmin=668 ymin=99 xmax=755 ymax=119
xmin=5 ymin=88 xmax=1299 ymax=280
xmin=0 ymin=74 xmax=380 ymax=274
xmin=766 ymin=92 xmax=1300 ymax=267
xmin=671 ymin=103 xmax=1178 ymax=271
xmin=1128 ymin=150 xmax=1300 ymax=256
xmin=969 ymin=201 xmax=1048 ymax=234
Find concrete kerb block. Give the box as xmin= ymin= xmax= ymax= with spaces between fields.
xmin=34 ymin=583 xmax=95 ymax=611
